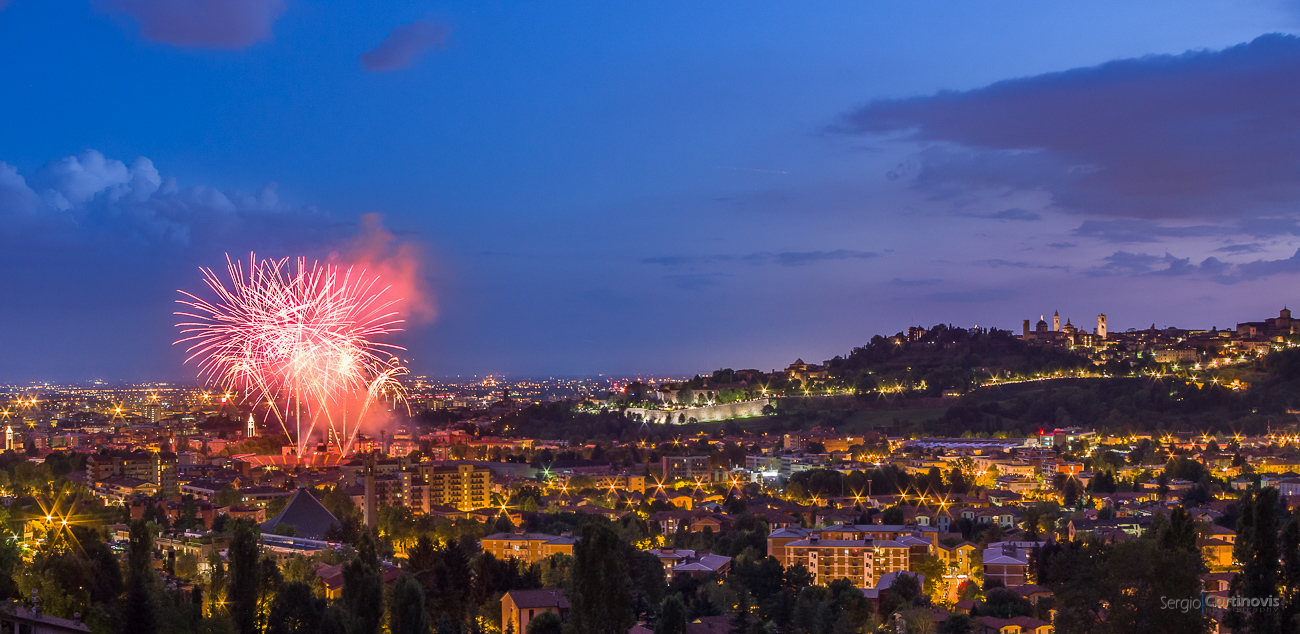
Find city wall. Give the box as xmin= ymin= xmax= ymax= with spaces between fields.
xmin=625 ymin=398 xmax=770 ymax=424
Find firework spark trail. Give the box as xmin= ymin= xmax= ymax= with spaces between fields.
xmin=175 ymin=254 xmax=407 ymax=457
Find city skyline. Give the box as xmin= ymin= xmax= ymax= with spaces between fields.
xmin=5 ymin=2 xmax=1300 ymax=383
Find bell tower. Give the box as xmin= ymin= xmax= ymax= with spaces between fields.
xmin=1097 ymin=314 xmax=1107 ymax=339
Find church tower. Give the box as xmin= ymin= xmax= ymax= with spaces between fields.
xmin=246 ymin=414 xmax=257 ymax=439
xmin=1053 ymin=311 xmax=1060 ymax=332
xmin=3 ymin=426 xmax=13 ymax=452
xmin=1097 ymin=314 xmax=1107 ymax=339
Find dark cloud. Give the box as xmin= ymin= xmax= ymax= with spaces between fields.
xmin=959 ymin=208 xmax=1041 ymax=221
xmin=1215 ymin=243 xmax=1265 ymax=254
xmin=1047 ymin=242 xmax=1077 ymax=249
xmin=889 ymin=278 xmax=941 ymax=287
xmin=360 ymin=19 xmax=451 ymax=72
xmin=979 ymin=259 xmax=1069 ymax=271
xmin=642 ymin=249 xmax=878 ymax=268
xmin=1086 ymin=248 xmax=1300 ymax=283
xmin=844 ymin=34 xmax=1300 ymax=222
xmin=96 ymin=0 xmax=286 ymax=49
xmin=1072 ymin=219 xmax=1226 ymax=243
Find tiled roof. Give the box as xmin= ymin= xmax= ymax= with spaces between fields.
xmin=506 ymin=589 xmax=569 ymax=610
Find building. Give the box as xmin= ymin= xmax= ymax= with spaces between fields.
xmin=0 ymin=602 xmax=90 ymax=633
xmin=644 ymin=548 xmax=732 ymax=579
xmin=662 ymin=455 xmax=712 ymax=482
xmin=93 ymin=476 xmax=158 ymax=501
xmin=981 ymin=542 xmax=1046 ymax=587
xmin=481 ymin=532 xmax=577 ymax=564
xmin=785 ymin=359 xmax=829 ymax=385
xmin=502 ymin=589 xmax=569 ymax=634
xmin=782 ymin=533 xmax=875 ymax=588
xmin=936 ymin=541 xmax=978 ymax=577
xmin=975 ymin=616 xmax=1054 ymax=634
xmin=420 ymin=462 xmax=493 ymax=511
xmin=1237 ymin=307 xmax=1298 ymax=339
xmin=87 ymin=450 xmax=178 ymax=496
xmin=260 ymin=489 xmax=340 ymax=540
xmin=551 ymin=472 xmax=647 ymax=494
xmin=871 ymin=540 xmax=912 ymax=585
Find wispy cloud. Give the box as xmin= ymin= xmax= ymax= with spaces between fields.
xmin=978 ymin=259 xmax=1069 ymax=271
xmin=360 ymin=19 xmax=451 ymax=72
xmin=958 ymin=208 xmax=1042 ymax=221
xmin=95 ymin=0 xmax=287 ymax=49
xmin=1215 ymin=243 xmax=1265 ymax=254
xmin=642 ymin=249 xmax=878 ymax=268
xmin=1072 ymin=219 xmax=1226 ymax=243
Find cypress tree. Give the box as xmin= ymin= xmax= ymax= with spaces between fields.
xmin=227 ymin=518 xmax=262 ymax=634
xmin=568 ymin=524 xmax=635 ymax=634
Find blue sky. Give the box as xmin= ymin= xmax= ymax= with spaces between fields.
xmin=3 ymin=0 xmax=1300 ymax=382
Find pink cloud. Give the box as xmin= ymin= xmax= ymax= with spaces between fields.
xmin=360 ymin=19 xmax=450 ymax=72
xmin=98 ymin=0 xmax=288 ymax=49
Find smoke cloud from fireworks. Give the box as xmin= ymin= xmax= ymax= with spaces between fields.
xmin=334 ymin=213 xmax=437 ymax=324
xmin=174 ymin=253 xmax=409 ymax=457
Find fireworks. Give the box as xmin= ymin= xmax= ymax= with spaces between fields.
xmin=175 ymin=254 xmax=407 ymax=457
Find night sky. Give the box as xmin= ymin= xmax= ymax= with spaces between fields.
xmin=3 ymin=1 xmax=1300 ymax=382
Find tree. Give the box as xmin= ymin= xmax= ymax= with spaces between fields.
xmin=1235 ymin=487 xmax=1283 ymax=634
xmin=122 ymin=520 xmax=158 ymax=634
xmin=424 ymin=540 xmax=472 ymax=627
xmin=1042 ymin=539 xmax=1209 ymax=634
xmin=1154 ymin=507 xmax=1198 ymax=554
xmin=407 ymin=535 xmax=437 ymax=574
xmin=977 ymin=587 xmax=1032 ymax=619
xmin=256 ymin=557 xmax=284 ymax=634
xmin=913 ymin=554 xmax=946 ymax=600
xmin=938 ymin=613 xmax=973 ymax=634
xmin=267 ymin=581 xmax=325 ymax=634
xmin=1280 ymin=516 xmax=1300 ymax=631
xmin=654 ymin=594 xmax=688 ymax=634
xmin=569 ymin=523 xmax=635 ymax=634
xmin=389 ymin=574 xmax=432 ymax=634
xmin=228 ymin=519 xmax=262 ymax=634
xmin=342 ymin=555 xmax=384 ymax=634
xmin=881 ymin=505 xmax=905 ymax=525
xmin=526 ymin=611 xmax=563 ymax=634
xmin=730 ymin=589 xmax=750 ymax=634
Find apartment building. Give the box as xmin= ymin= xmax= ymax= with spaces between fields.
xmin=419 ymin=462 xmax=493 ymax=510
xmin=481 ymin=532 xmax=577 ymax=563
xmin=87 ymin=449 xmax=178 ymax=496
xmin=783 ymin=533 xmax=875 ymax=588
xmin=662 ymin=455 xmax=712 ymax=482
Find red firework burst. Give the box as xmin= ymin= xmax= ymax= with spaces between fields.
xmin=175 ymin=254 xmax=407 ymax=456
